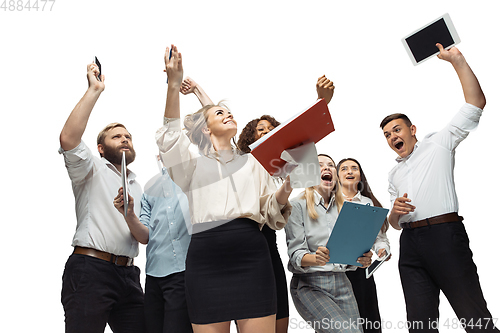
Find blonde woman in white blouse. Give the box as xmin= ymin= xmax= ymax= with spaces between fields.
xmin=157 ymin=45 xmax=293 ymax=333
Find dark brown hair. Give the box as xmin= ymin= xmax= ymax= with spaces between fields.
xmin=379 ymin=113 xmax=412 ymax=129
xmin=237 ymin=115 xmax=281 ymax=153
xmin=337 ymin=158 xmax=389 ymax=233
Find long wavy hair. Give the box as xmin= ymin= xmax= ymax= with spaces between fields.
xmin=237 ymin=115 xmax=281 ymax=153
xmin=337 ymin=158 xmax=389 ymax=233
xmin=300 ymin=154 xmax=344 ymax=220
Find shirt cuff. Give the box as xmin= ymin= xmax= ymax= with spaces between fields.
xmin=58 ymin=140 xmax=91 ymax=163
xmin=156 ymin=118 xmax=182 ymax=151
xmin=293 ymin=252 xmax=311 ymax=273
xmin=460 ymin=103 xmax=483 ymax=123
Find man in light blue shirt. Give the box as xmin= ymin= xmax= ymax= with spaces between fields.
xmin=114 ymin=167 xmax=192 ymax=333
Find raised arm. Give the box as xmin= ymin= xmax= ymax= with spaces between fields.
xmin=316 ymin=75 xmax=335 ymax=105
xmin=180 ymin=77 xmax=214 ymax=106
xmin=436 ymin=44 xmax=486 ymax=109
xmin=60 ymin=63 xmax=105 ymax=151
xmin=164 ymin=45 xmax=184 ymax=119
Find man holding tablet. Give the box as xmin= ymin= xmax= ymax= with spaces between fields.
xmin=59 ymin=62 xmax=145 ymax=333
xmin=380 ymin=45 xmax=498 ymax=332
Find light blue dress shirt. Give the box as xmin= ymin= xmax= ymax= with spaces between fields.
xmin=140 ymin=168 xmax=191 ymax=278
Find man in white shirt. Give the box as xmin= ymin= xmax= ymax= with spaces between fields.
xmin=59 ymin=62 xmax=145 ymax=333
xmin=380 ymin=44 xmax=498 ymax=332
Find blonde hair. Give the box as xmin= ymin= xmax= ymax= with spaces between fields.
xmin=301 ymin=154 xmax=344 ymax=220
xmin=96 ymin=123 xmax=129 ymax=146
xmin=302 ymin=182 xmax=344 ymax=220
xmin=184 ymin=101 xmax=237 ymax=155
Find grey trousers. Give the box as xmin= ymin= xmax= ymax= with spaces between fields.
xmin=291 ymin=271 xmax=363 ymax=333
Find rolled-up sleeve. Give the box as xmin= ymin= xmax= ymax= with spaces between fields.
xmin=436 ymin=103 xmax=483 ymax=151
xmin=139 ymin=193 xmax=153 ymax=231
xmin=285 ymin=200 xmax=311 ymax=273
xmin=155 ymin=118 xmax=197 ymax=193
xmin=58 ymin=140 xmax=94 ymax=185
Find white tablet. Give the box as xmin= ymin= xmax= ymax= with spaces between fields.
xmin=402 ymin=13 xmax=460 ymax=66
xmin=365 ymin=249 xmax=390 ymax=279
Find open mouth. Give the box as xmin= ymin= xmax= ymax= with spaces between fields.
xmin=346 ymin=176 xmax=355 ymax=180
xmin=321 ymin=173 xmax=333 ymax=184
xmin=394 ymin=141 xmax=404 ymax=150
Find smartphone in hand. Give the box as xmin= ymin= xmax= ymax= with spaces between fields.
xmin=95 ymin=56 xmax=102 ymax=81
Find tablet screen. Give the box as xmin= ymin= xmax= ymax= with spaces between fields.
xmin=405 ymin=18 xmax=455 ymax=63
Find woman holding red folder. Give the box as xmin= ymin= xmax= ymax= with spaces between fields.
xmin=337 ymin=158 xmax=391 ymax=333
xmin=235 ymin=75 xmax=335 ymax=333
xmin=285 ymin=154 xmax=372 ymax=333
xmin=158 ymin=44 xmax=294 ymax=333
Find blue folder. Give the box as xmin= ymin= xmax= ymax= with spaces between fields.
xmin=326 ymin=201 xmax=389 ymax=266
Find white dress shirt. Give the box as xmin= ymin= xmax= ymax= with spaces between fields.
xmin=59 ymin=141 xmax=142 ymax=257
xmin=155 ymin=118 xmax=291 ymax=230
xmin=388 ymin=103 xmax=483 ymax=226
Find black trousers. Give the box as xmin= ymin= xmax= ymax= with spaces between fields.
xmin=262 ymin=224 xmax=290 ymax=320
xmin=346 ymin=268 xmax=382 ymax=333
xmin=399 ymin=221 xmax=499 ymax=332
xmin=61 ymin=254 xmax=146 ymax=333
xmin=144 ymin=272 xmax=193 ymax=333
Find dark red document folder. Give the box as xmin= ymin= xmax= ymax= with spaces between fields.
xmin=250 ymin=98 xmax=334 ymax=175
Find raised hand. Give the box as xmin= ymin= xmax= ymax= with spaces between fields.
xmin=316 ymin=75 xmax=335 ymax=105
xmin=436 ymin=43 xmax=465 ymax=66
xmin=180 ymin=76 xmax=196 ymax=95
xmin=87 ymin=63 xmax=105 ymax=93
xmin=165 ymin=44 xmax=183 ymax=87
xmin=436 ymin=43 xmax=486 ymax=109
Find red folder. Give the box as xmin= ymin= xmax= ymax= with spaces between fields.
xmin=249 ymin=98 xmax=334 ymax=176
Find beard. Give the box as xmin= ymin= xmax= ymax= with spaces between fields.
xmin=101 ymin=143 xmax=136 ymax=166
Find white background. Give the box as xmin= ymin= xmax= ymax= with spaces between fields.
xmin=1 ymin=0 xmax=499 ymax=332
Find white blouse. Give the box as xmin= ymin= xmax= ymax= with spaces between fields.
xmin=155 ymin=118 xmax=291 ymax=231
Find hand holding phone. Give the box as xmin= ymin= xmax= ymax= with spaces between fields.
xmin=95 ymin=56 xmax=102 ymax=82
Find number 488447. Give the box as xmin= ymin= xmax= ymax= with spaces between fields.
xmin=1 ymin=0 xmax=56 ymax=11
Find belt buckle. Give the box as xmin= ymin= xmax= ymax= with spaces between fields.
xmin=111 ymin=254 xmax=121 ymax=266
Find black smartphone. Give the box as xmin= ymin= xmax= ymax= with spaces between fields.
xmin=95 ymin=56 xmax=102 ymax=81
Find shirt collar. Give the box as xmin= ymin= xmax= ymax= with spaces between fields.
xmin=343 ymin=191 xmax=362 ymax=202
xmin=396 ymin=140 xmax=420 ymax=163
xmin=207 ymin=146 xmax=239 ymax=163
xmin=102 ymin=157 xmax=136 ymax=181
xmin=313 ymin=189 xmax=335 ymax=208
